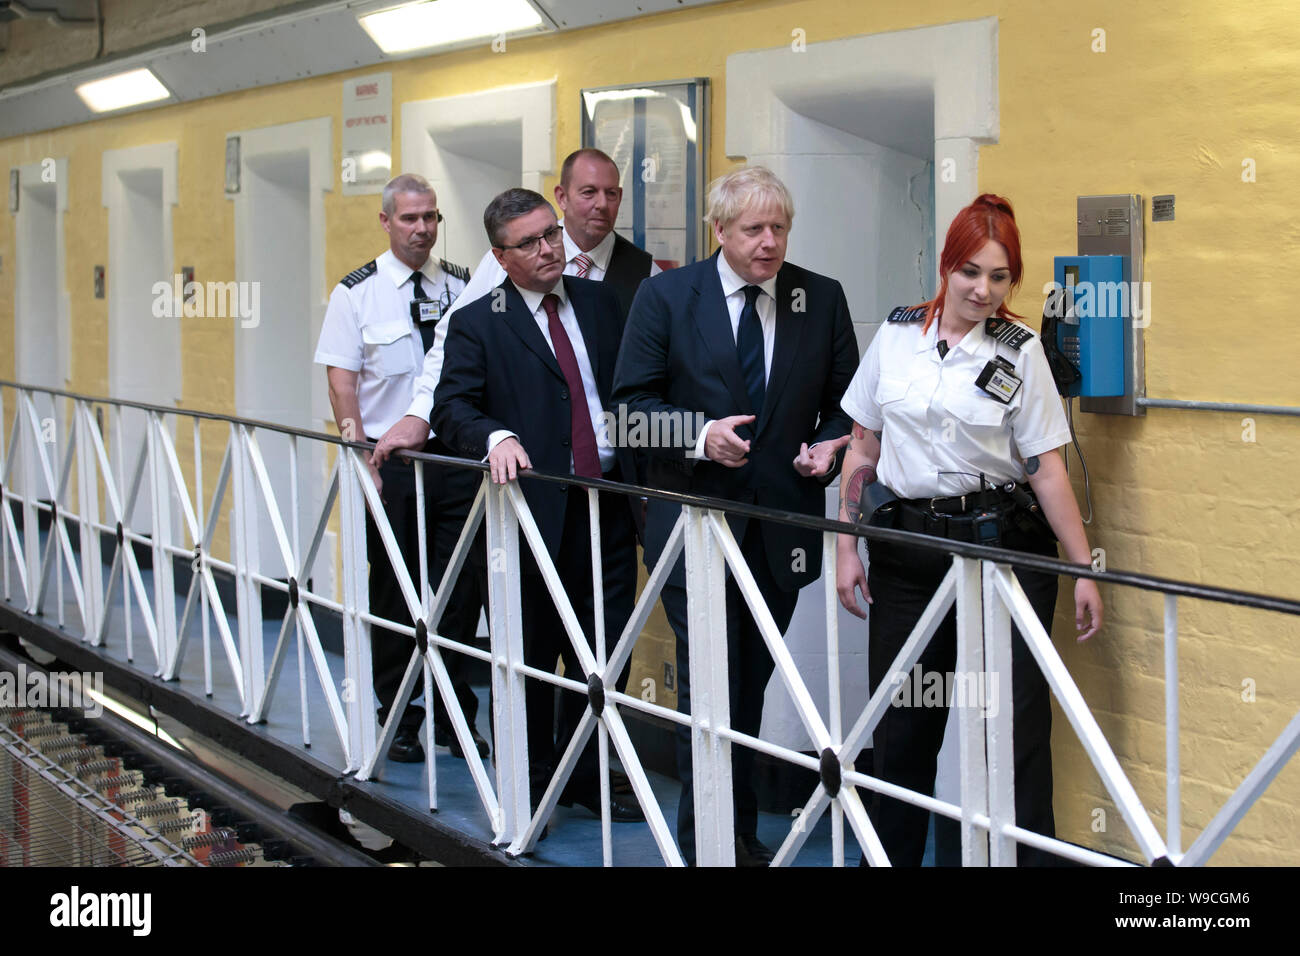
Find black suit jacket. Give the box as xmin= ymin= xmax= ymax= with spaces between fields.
xmin=604 ymin=232 xmax=655 ymax=321
xmin=432 ymin=274 xmax=636 ymax=556
xmin=611 ymin=251 xmax=857 ymax=591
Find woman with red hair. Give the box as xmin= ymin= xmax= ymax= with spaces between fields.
xmin=835 ymin=193 xmax=1102 ymax=866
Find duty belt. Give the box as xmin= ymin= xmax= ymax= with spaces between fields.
xmin=897 ymin=487 xmax=1017 ymax=545
xmin=915 ymin=487 xmax=1006 ymax=516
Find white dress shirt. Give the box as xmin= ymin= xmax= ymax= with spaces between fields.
xmin=562 ymin=226 xmax=615 ymax=281
xmin=840 ymin=315 xmax=1071 ymax=498
xmin=483 ymin=279 xmax=616 ymax=474
xmin=314 ymin=250 xmax=465 ymax=437
xmin=404 ymin=221 xmax=660 ymax=426
xmin=692 ymin=253 xmax=778 ymax=459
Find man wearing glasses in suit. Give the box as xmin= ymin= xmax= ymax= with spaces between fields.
xmin=431 ymin=188 xmax=644 ymax=824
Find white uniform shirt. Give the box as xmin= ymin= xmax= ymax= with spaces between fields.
xmin=483 ymin=279 xmax=616 ymax=474
xmin=404 ymin=221 xmax=661 ymax=422
xmin=840 ymin=314 xmax=1071 ymax=499
xmin=314 ymin=250 xmax=467 ymax=438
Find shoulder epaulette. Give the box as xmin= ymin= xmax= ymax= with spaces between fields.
xmin=985 ymin=316 xmax=1035 ymax=351
xmin=340 ymin=260 xmax=377 ymax=289
xmin=440 ymin=258 xmax=470 ymax=283
xmin=886 ymin=304 xmax=928 ymax=323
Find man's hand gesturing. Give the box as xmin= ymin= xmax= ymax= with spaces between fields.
xmin=793 ymin=434 xmax=851 ymax=478
xmin=704 ymin=414 xmax=755 ymax=468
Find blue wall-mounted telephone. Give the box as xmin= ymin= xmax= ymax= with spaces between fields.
xmin=1043 ymin=254 xmax=1129 ymax=398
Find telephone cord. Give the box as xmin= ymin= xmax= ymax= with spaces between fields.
xmin=1065 ymin=398 xmax=1094 ymax=525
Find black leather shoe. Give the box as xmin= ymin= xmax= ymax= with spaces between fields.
xmin=451 ymin=726 xmax=490 ymax=760
xmin=559 ymin=789 xmax=645 ymax=822
xmin=610 ymin=768 xmax=633 ymax=794
xmin=735 ymin=834 xmax=774 ymax=867
xmin=434 ymin=723 xmax=490 ymax=759
xmin=387 ymin=726 xmax=425 ymax=763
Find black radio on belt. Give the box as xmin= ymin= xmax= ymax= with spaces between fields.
xmin=970 ymin=508 xmax=1002 ymax=548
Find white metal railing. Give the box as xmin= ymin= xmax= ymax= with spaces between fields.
xmin=2 ymin=379 xmax=1299 ymax=867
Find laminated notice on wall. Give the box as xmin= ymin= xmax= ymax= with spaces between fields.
xmin=581 ymin=79 xmax=708 ymax=268
xmin=342 ymin=72 xmax=392 ymax=196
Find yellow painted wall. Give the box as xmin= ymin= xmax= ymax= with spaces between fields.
xmin=3 ymin=0 xmax=1299 ymax=864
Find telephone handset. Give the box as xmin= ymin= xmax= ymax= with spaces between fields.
xmin=1042 ymin=255 xmax=1127 ymax=398
xmin=1041 ymin=303 xmax=1082 ymax=395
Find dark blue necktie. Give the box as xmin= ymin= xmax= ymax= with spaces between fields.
xmin=736 ymin=284 xmax=766 ymax=414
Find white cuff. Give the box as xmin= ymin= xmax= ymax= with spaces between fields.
xmin=689 ymin=419 xmax=715 ymax=460
xmin=405 ymin=388 xmax=434 ymax=424
xmin=314 ymin=352 xmax=362 ymax=372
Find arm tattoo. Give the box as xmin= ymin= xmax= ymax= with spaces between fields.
xmin=1025 ymin=455 xmax=1040 ymax=475
xmin=841 ymin=465 xmax=877 ymax=523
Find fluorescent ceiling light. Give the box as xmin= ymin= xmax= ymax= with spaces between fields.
xmin=358 ymin=0 xmax=544 ymax=55
xmin=75 ymin=68 xmax=171 ymax=113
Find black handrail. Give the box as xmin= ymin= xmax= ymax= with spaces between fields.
xmin=5 ymin=379 xmax=1298 ymax=617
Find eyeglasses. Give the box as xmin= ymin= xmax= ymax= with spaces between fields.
xmin=498 ymin=224 xmax=564 ymax=255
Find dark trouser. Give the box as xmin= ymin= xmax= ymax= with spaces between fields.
xmin=660 ymin=523 xmax=800 ymax=865
xmin=518 ymin=480 xmax=637 ymax=806
xmin=862 ymin=523 xmax=1059 ymax=867
xmin=366 ymin=449 xmax=485 ymax=734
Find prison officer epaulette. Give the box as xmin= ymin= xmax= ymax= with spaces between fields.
xmin=340 ymin=260 xmax=377 ymax=289
xmin=886 ymin=304 xmax=929 ymax=323
xmin=440 ymin=258 xmax=470 ymax=283
xmin=985 ymin=316 xmax=1035 ymax=351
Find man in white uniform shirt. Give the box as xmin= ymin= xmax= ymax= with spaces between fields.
xmin=314 ymin=173 xmax=486 ymax=764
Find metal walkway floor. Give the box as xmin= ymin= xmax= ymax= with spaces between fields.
xmin=1 ymin=534 xmax=872 ymax=866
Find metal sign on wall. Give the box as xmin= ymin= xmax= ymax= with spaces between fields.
xmin=581 ymin=78 xmax=709 ymax=269
xmin=342 ymin=72 xmax=393 ymax=196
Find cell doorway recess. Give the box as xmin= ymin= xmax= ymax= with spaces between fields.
xmin=401 ymin=81 xmax=556 ymax=269
xmin=727 ymin=20 xmax=998 ymax=797
xmin=102 ymin=143 xmax=180 ymax=535
xmin=10 ymin=157 xmax=69 ymax=494
xmin=229 ymin=118 xmax=333 ymax=587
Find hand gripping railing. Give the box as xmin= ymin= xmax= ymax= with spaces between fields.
xmin=3 ymin=379 xmax=1300 ymax=866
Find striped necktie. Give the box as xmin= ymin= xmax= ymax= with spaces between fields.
xmin=572 ymin=252 xmax=595 ymax=278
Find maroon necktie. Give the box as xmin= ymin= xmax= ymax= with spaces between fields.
xmin=541 ymin=293 xmax=602 ymax=479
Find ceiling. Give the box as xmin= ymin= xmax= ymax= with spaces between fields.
xmin=0 ymin=0 xmax=736 ymax=140
xmin=0 ymin=0 xmax=97 ymax=26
